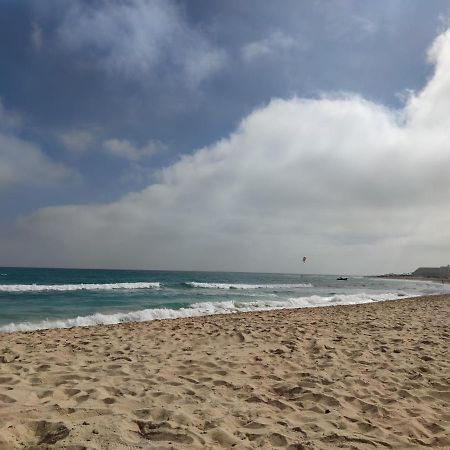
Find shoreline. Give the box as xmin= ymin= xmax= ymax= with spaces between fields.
xmin=0 ymin=290 xmax=439 ymax=335
xmin=1 ymin=294 xmax=449 ymax=449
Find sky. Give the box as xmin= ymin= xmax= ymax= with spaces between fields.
xmin=1 ymin=0 xmax=450 ymax=274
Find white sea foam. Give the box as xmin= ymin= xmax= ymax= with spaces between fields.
xmin=0 ymin=282 xmax=161 ymax=292
xmin=185 ymin=282 xmax=312 ymax=289
xmin=0 ymin=291 xmax=414 ymax=333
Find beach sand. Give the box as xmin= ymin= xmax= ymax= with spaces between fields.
xmin=0 ymin=295 xmax=449 ymax=449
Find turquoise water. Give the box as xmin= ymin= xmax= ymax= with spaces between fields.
xmin=0 ymin=267 xmax=448 ymax=332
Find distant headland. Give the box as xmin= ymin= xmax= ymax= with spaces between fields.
xmin=375 ymin=265 xmax=450 ymax=283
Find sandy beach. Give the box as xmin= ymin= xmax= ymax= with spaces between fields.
xmin=0 ymin=295 xmax=449 ymax=450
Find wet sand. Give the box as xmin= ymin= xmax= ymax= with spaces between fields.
xmin=0 ymin=295 xmax=449 ymax=449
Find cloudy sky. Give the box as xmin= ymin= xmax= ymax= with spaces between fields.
xmin=1 ymin=0 xmax=450 ymax=274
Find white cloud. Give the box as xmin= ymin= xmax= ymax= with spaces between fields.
xmin=353 ymin=16 xmax=376 ymax=35
xmin=405 ymin=29 xmax=450 ymax=129
xmin=58 ymin=0 xmax=227 ymax=85
xmin=103 ymin=138 xmax=165 ymax=161
xmin=312 ymin=1 xmax=378 ymax=42
xmin=4 ymin=29 xmax=450 ymax=274
xmin=0 ymin=135 xmax=71 ymax=190
xmin=0 ymin=100 xmax=21 ymax=129
xmin=57 ymin=128 xmax=96 ymax=152
xmin=241 ymin=31 xmax=297 ymax=61
xmin=31 ymin=22 xmax=43 ymax=50
xmin=0 ymin=101 xmax=71 ymax=190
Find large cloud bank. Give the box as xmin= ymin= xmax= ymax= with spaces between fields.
xmin=3 ymin=30 xmax=450 ymax=274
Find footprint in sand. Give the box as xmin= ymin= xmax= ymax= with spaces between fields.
xmin=37 ymin=390 xmax=53 ymax=399
xmin=0 ymin=393 xmax=16 ymax=403
xmin=33 ymin=420 xmax=70 ymax=445
xmin=64 ymin=388 xmax=81 ymax=398
xmin=137 ymin=420 xmax=194 ymax=444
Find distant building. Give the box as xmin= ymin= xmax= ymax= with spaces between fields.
xmin=413 ymin=266 xmax=450 ymax=278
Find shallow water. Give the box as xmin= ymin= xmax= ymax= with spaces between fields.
xmin=0 ymin=267 xmax=448 ymax=332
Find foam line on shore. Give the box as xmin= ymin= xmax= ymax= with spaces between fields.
xmin=0 ymin=291 xmax=411 ymax=332
xmin=0 ymin=282 xmax=161 ymax=292
xmin=184 ymin=282 xmax=312 ymax=289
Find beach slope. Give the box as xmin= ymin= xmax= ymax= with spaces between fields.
xmin=0 ymin=295 xmax=449 ymax=449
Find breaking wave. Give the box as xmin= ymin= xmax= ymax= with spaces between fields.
xmin=184 ymin=282 xmax=312 ymax=289
xmin=0 ymin=291 xmax=412 ymax=332
xmin=0 ymin=282 xmax=161 ymax=293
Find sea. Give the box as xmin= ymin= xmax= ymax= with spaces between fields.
xmin=0 ymin=267 xmax=448 ymax=333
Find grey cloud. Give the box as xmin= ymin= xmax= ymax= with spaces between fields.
xmin=0 ymin=101 xmax=72 ymax=190
xmin=312 ymin=0 xmax=378 ymax=42
xmin=57 ymin=0 xmax=227 ymax=85
xmin=0 ymin=100 xmax=22 ymax=130
xmin=103 ymin=138 xmax=166 ymax=161
xmin=57 ymin=128 xmax=96 ymax=153
xmin=0 ymin=134 xmax=71 ymax=190
xmin=30 ymin=22 xmax=43 ymax=51
xmin=241 ymin=31 xmax=298 ymax=61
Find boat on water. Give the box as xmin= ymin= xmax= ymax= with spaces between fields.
xmin=337 ymin=276 xmax=348 ymax=281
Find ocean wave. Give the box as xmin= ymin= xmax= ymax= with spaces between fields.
xmin=184 ymin=282 xmax=312 ymax=290
xmin=0 ymin=282 xmax=161 ymax=293
xmin=0 ymin=291 xmax=413 ymax=332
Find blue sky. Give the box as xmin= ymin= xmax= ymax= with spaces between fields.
xmin=1 ymin=0 xmax=450 ymax=273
